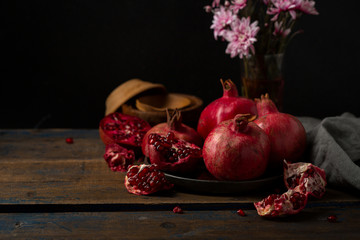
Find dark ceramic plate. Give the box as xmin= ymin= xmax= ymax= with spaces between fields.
xmin=164 ymin=172 xmax=283 ymax=194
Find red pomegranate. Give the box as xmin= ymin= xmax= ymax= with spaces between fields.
xmin=124 ymin=164 xmax=173 ymax=195
xmin=284 ymin=161 xmax=327 ymax=199
xmin=254 ymin=94 xmax=307 ymax=170
xmin=103 ymin=143 xmax=135 ymax=172
xmin=142 ymin=109 xmax=202 ymax=157
xmin=99 ymin=112 xmax=151 ymax=150
xmin=254 ymin=189 xmax=308 ymax=217
xmin=203 ymin=114 xmax=270 ymax=181
xmin=147 ymin=132 xmax=203 ymax=174
xmin=254 ymin=161 xmax=327 ymax=217
xmin=197 ymin=79 xmax=257 ymax=139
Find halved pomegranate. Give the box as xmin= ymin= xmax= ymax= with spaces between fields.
xmin=99 ymin=112 xmax=151 ymax=149
xmin=284 ymin=161 xmax=327 ymax=199
xmin=103 ymin=143 xmax=135 ymax=172
xmin=147 ymin=132 xmax=202 ymax=174
xmin=125 ymin=164 xmax=173 ymax=195
xmin=142 ymin=109 xmax=203 ymax=158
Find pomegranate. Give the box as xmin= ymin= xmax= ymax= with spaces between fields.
xmin=254 ymin=189 xmax=308 ymax=217
xmin=103 ymin=143 xmax=135 ymax=172
xmin=99 ymin=112 xmax=151 ymax=149
xmin=65 ymin=137 xmax=74 ymax=144
xmin=142 ymin=109 xmax=202 ymax=157
xmin=203 ymin=114 xmax=270 ymax=181
xmin=124 ymin=164 xmax=173 ymax=195
xmin=197 ymin=79 xmax=257 ymax=139
xmin=284 ymin=161 xmax=327 ymax=199
xmin=254 ymin=161 xmax=327 ymax=217
xmin=147 ymin=132 xmax=203 ymax=173
xmin=254 ymin=94 xmax=307 ymax=170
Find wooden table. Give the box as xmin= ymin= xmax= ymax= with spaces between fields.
xmin=1 ymin=129 xmax=359 ymax=239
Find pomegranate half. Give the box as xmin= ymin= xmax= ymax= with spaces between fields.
xmin=142 ymin=109 xmax=202 ymax=157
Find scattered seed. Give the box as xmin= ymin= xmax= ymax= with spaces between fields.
xmin=237 ymin=209 xmax=246 ymax=216
xmin=327 ymin=215 xmax=337 ymax=223
xmin=65 ymin=137 xmax=74 ymax=144
xmin=173 ymin=206 xmax=183 ymax=214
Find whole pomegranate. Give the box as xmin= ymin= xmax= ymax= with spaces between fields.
xmin=103 ymin=143 xmax=135 ymax=172
xmin=197 ymin=79 xmax=257 ymax=139
xmin=125 ymin=164 xmax=173 ymax=195
xmin=147 ymin=132 xmax=203 ymax=174
xmin=99 ymin=112 xmax=151 ymax=150
xmin=203 ymin=114 xmax=270 ymax=181
xmin=254 ymin=94 xmax=307 ymax=170
xmin=142 ymin=109 xmax=202 ymax=158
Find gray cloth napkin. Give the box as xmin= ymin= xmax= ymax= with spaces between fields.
xmin=298 ymin=113 xmax=360 ymax=192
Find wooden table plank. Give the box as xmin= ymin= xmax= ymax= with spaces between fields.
xmin=1 ymin=129 xmax=359 ymax=210
xmin=0 ymin=206 xmax=359 ymax=239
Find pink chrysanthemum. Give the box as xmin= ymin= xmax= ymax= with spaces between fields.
xmin=273 ymin=21 xmax=291 ymax=37
xmin=212 ymin=0 xmax=221 ymax=8
xmin=297 ymin=0 xmax=319 ymax=15
xmin=230 ymin=0 xmax=247 ymax=14
xmin=210 ymin=6 xmax=235 ymax=40
xmin=224 ymin=17 xmax=259 ymax=58
xmin=267 ymin=0 xmax=318 ymax=21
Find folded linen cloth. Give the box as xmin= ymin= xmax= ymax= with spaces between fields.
xmin=298 ymin=113 xmax=360 ymax=192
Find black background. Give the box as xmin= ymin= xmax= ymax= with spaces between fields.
xmin=2 ymin=0 xmax=359 ymax=129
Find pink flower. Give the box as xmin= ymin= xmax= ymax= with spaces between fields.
xmin=210 ymin=6 xmax=236 ymax=40
xmin=230 ymin=0 xmax=247 ymax=14
xmin=224 ymin=17 xmax=259 ymax=58
xmin=212 ymin=0 xmax=221 ymax=8
xmin=267 ymin=0 xmax=318 ymax=21
xmin=267 ymin=0 xmax=297 ymax=21
xmin=297 ymin=0 xmax=319 ymax=15
xmin=273 ymin=21 xmax=291 ymax=37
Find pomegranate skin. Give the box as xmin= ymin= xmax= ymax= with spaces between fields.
xmin=254 ymin=94 xmax=306 ymax=170
xmin=203 ymin=114 xmax=270 ymax=181
xmin=197 ymin=79 xmax=257 ymax=140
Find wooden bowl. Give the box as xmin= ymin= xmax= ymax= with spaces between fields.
xmin=105 ymin=78 xmax=166 ymax=115
xmin=122 ymin=94 xmax=203 ymax=128
xmin=136 ymin=93 xmax=192 ymax=112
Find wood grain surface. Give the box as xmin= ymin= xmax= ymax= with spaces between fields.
xmin=1 ymin=129 xmax=359 ymax=239
xmin=1 ymin=207 xmax=359 ymax=239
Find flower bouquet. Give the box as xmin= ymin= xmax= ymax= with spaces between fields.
xmin=205 ymin=0 xmax=319 ymax=108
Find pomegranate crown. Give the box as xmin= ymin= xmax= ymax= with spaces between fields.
xmin=255 ymin=93 xmax=279 ymax=117
xmin=220 ymin=79 xmax=239 ymax=98
xmin=166 ymin=108 xmax=182 ymax=129
xmin=233 ymin=114 xmax=256 ymax=132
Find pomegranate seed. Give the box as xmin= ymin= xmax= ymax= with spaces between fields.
xmin=173 ymin=206 xmax=183 ymax=214
xmin=237 ymin=209 xmax=246 ymax=216
xmin=65 ymin=137 xmax=74 ymax=144
xmin=327 ymin=215 xmax=337 ymax=223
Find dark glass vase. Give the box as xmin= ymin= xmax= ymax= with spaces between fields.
xmin=241 ymin=53 xmax=284 ymax=110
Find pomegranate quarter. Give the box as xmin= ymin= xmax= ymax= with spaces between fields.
xmin=203 ymin=114 xmax=270 ymax=181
